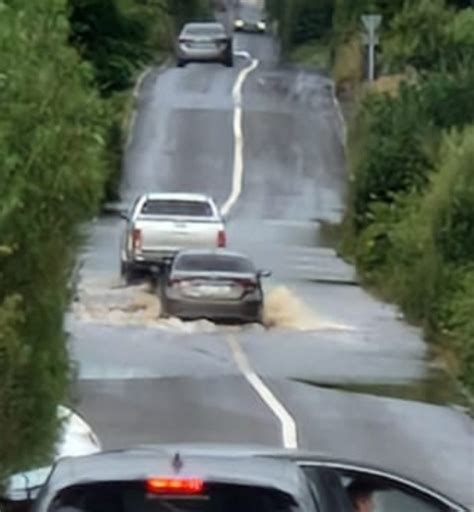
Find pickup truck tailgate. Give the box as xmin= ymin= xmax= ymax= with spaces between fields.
xmin=136 ymin=218 xmax=221 ymax=253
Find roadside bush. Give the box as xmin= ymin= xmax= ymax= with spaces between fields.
xmin=349 ymin=122 xmax=474 ymax=388
xmin=348 ymin=71 xmax=474 ymax=236
xmin=384 ymin=1 xmax=474 ymax=73
xmin=389 ymin=128 xmax=474 ymax=382
xmin=384 ymin=0 xmax=453 ymax=72
xmin=68 ymin=0 xmax=167 ymax=95
xmin=0 ymin=0 xmax=109 ymax=477
xmin=349 ymin=85 xmax=432 ymax=233
xmin=166 ymin=0 xmax=212 ymax=30
xmin=332 ymin=33 xmax=364 ymax=91
xmin=441 ymin=267 xmax=474 ymax=390
xmin=68 ymin=0 xmax=171 ymax=201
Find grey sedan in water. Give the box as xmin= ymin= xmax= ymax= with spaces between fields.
xmin=161 ymin=249 xmax=270 ymax=323
xmin=176 ymin=22 xmax=233 ymax=67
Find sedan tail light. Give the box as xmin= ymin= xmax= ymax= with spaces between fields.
xmin=131 ymin=228 xmax=142 ymax=250
xmin=236 ymin=278 xmax=257 ymax=290
xmin=217 ymin=229 xmax=226 ymax=247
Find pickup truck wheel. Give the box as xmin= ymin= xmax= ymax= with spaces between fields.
xmin=120 ymin=261 xmax=135 ymax=285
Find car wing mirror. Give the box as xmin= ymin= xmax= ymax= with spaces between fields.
xmin=258 ymin=269 xmax=272 ymax=278
xmin=120 ymin=211 xmax=129 ymax=221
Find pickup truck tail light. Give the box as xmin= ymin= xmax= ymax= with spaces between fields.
xmin=217 ymin=229 xmax=226 ymax=248
xmin=132 ymin=228 xmax=142 ymax=250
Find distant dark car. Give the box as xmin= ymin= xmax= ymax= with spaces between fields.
xmin=176 ymin=22 xmax=233 ymax=67
xmin=30 ymin=445 xmax=468 ymax=512
xmin=234 ymin=13 xmax=267 ymax=33
xmin=161 ymin=249 xmax=270 ymax=323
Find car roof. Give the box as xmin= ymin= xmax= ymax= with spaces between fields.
xmin=142 ymin=192 xmax=214 ymax=203
xmin=174 ymin=249 xmax=251 ymax=260
xmin=42 ymin=445 xmax=310 ymax=501
xmin=35 ymin=444 xmax=468 ymax=512
xmin=183 ymin=22 xmax=225 ymax=30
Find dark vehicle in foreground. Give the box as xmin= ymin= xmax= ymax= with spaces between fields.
xmin=31 ymin=445 xmax=468 ymax=512
xmin=161 ymin=250 xmax=270 ymax=323
xmin=176 ymin=23 xmax=233 ymax=67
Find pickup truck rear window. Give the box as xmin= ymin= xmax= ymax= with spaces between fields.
xmin=140 ymin=200 xmax=213 ymax=217
xmin=49 ymin=481 xmax=298 ymax=512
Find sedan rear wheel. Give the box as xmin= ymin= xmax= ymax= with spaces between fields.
xmin=158 ymin=282 xmax=171 ymax=319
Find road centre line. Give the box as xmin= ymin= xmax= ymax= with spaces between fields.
xmin=220 ymin=56 xmax=259 ymax=217
xmin=227 ymin=335 xmax=298 ymax=449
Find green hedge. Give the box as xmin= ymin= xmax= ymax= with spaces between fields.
xmin=0 ymin=0 xmax=110 ymax=476
xmin=0 ymin=0 xmax=202 ymax=479
xmin=345 ymin=72 xmax=474 ymax=390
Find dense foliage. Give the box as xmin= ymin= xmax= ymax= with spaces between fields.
xmin=342 ymin=0 xmax=474 ymax=391
xmin=68 ymin=0 xmax=164 ymax=94
xmin=0 ymin=0 xmax=202 ymax=477
xmin=267 ymin=0 xmax=474 ymax=391
xmin=0 ymin=0 xmax=109 ymax=476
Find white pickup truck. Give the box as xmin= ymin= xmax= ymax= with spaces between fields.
xmin=120 ymin=193 xmax=226 ymax=282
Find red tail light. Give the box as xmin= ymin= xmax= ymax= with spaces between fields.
xmin=217 ymin=229 xmax=226 ymax=247
xmin=132 ymin=228 xmax=142 ymax=250
xmin=237 ymin=278 xmax=256 ymax=290
xmin=146 ymin=478 xmax=204 ymax=494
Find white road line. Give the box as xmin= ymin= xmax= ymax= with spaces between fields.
xmin=227 ymin=335 xmax=298 ymax=449
xmin=220 ymin=57 xmax=259 ymax=216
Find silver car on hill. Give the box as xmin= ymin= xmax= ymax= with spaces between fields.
xmin=176 ymin=22 xmax=233 ymax=67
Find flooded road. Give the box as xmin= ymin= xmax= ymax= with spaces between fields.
xmin=68 ymin=13 xmax=474 ymax=509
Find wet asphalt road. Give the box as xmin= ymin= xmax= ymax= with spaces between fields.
xmin=68 ymin=7 xmax=474 ymax=508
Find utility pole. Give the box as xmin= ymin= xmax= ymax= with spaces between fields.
xmin=361 ymin=14 xmax=382 ymax=82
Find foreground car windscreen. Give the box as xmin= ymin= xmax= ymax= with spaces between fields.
xmin=49 ymin=481 xmax=297 ymax=512
xmin=174 ymin=254 xmax=255 ymax=273
xmin=140 ymin=200 xmax=213 ymax=217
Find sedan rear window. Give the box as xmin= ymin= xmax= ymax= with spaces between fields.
xmin=50 ymin=482 xmax=297 ymax=512
xmin=140 ymin=200 xmax=213 ymax=217
xmin=174 ymin=254 xmax=255 ymax=273
xmin=182 ymin=24 xmax=226 ymax=37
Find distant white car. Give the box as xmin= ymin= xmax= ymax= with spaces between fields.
xmin=2 ymin=406 xmax=101 ymax=504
